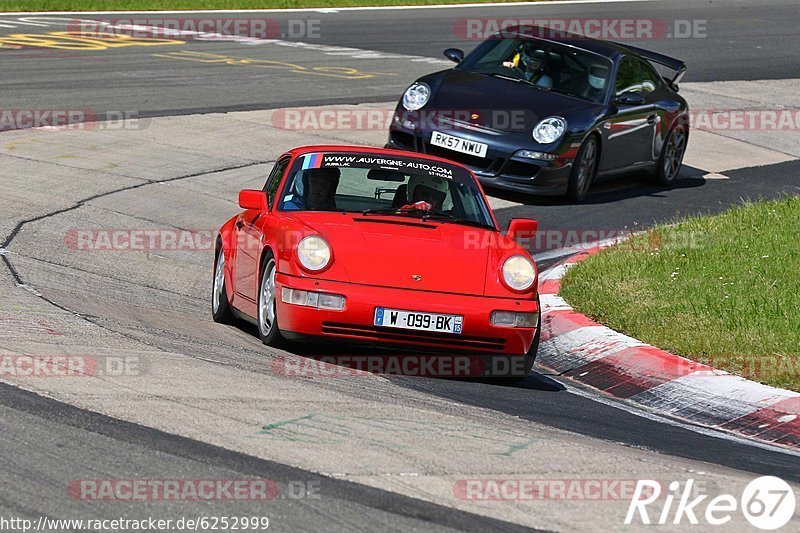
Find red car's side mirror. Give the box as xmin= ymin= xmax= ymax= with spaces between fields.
xmin=238 ymin=189 xmax=268 ymax=211
xmin=506 ymin=218 xmax=538 ymax=242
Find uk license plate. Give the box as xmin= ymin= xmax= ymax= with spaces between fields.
xmin=374 ymin=307 xmax=463 ymax=334
xmin=430 ymin=131 xmax=488 ymax=158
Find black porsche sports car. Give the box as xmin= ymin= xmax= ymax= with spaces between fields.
xmin=387 ymin=26 xmax=689 ymax=202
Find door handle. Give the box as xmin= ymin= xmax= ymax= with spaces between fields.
xmin=235 ymin=220 xmax=244 ymax=229
xmin=646 ymin=114 xmax=658 ymax=124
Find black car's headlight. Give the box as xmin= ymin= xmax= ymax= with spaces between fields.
xmin=402 ymin=82 xmax=431 ymax=111
xmin=532 ymin=117 xmax=567 ymax=144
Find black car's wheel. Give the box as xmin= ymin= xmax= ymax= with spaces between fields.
xmin=567 ymin=135 xmax=599 ymax=202
xmin=258 ymin=251 xmax=286 ymax=347
xmin=212 ymin=246 xmax=234 ymax=324
xmin=654 ymin=124 xmax=687 ymax=185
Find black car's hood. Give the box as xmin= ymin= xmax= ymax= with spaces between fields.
xmin=425 ymin=70 xmax=599 ymax=132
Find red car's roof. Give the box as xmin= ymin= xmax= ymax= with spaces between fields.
xmin=285 ymin=145 xmax=473 ymax=172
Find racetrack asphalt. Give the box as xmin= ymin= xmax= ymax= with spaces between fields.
xmin=1 ymin=1 xmax=800 ymax=531
xmin=2 ymin=0 xmax=800 ymax=114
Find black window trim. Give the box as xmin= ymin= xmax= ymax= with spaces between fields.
xmin=264 ymin=156 xmax=292 ymax=210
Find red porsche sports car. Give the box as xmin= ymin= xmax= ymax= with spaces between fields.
xmin=212 ymin=145 xmax=541 ymax=377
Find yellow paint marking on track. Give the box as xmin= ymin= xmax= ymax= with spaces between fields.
xmin=3 ymin=137 xmax=118 ymax=169
xmin=152 ymin=51 xmax=395 ymax=80
xmin=0 ymin=31 xmax=183 ymax=50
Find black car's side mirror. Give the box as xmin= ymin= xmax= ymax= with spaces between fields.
xmin=613 ymin=91 xmax=646 ymax=106
xmin=443 ymin=48 xmax=464 ymax=63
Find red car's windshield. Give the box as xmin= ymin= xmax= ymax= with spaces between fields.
xmin=278 ymin=152 xmax=496 ymax=229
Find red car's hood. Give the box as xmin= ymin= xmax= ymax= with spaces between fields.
xmin=295 ymin=214 xmax=492 ymax=296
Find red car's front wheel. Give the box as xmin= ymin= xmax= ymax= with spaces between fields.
xmin=212 ymin=246 xmax=233 ymax=324
xmin=258 ymin=252 xmax=287 ymax=348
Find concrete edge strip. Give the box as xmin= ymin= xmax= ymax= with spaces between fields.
xmin=0 ymin=1 xmax=655 ymax=16
xmin=537 ymin=246 xmax=800 ymax=450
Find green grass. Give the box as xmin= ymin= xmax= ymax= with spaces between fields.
xmin=559 ymin=196 xmax=800 ymax=391
xmin=0 ymin=0 xmax=546 ymax=11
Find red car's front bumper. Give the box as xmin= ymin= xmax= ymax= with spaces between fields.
xmin=275 ymin=273 xmax=538 ymax=355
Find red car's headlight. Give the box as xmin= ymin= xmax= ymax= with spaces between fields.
xmin=296 ymin=235 xmax=331 ymax=272
xmin=501 ymin=255 xmax=536 ymax=292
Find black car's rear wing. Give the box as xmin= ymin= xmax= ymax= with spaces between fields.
xmin=615 ymin=43 xmax=687 ymax=89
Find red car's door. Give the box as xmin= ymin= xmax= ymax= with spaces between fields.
xmin=233 ymin=211 xmax=262 ymax=316
xmin=234 ymin=156 xmax=292 ymax=317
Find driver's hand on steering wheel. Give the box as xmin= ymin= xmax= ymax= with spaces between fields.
xmin=401 ymin=200 xmax=433 ymax=212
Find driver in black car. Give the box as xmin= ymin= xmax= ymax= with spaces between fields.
xmin=583 ymin=63 xmax=609 ymax=102
xmin=503 ymin=42 xmax=554 ymax=88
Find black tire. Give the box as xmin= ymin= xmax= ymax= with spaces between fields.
xmin=567 ymin=135 xmax=599 ymax=202
xmin=257 ymin=251 xmax=287 ymax=348
xmin=654 ymin=124 xmax=687 ymax=185
xmin=211 ymin=246 xmax=234 ymax=324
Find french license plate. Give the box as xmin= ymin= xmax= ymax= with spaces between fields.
xmin=374 ymin=307 xmax=463 ymax=334
xmin=430 ymin=131 xmax=488 ymax=158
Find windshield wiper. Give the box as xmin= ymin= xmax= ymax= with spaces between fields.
xmin=361 ymin=208 xmax=494 ymax=230
xmin=361 ymin=207 xmax=430 ymax=218
xmin=546 ymin=86 xmax=582 ymax=99
xmin=421 ymin=211 xmax=496 ymax=230
xmin=488 ymin=73 xmax=534 ymax=85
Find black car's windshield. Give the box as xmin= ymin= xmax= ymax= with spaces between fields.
xmin=458 ymin=37 xmax=613 ymax=104
xmin=278 ymin=152 xmax=496 ymax=229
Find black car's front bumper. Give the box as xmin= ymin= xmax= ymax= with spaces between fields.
xmin=387 ymin=124 xmax=573 ymax=196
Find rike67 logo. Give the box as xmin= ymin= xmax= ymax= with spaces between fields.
xmin=626 ymin=476 xmax=796 ymax=530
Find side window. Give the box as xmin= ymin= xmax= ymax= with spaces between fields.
xmin=615 ymin=56 xmax=642 ymax=96
xmin=638 ymin=60 xmax=661 ymax=95
xmin=264 ymin=158 xmax=290 ymax=208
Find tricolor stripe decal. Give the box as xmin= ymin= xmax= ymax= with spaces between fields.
xmin=301 ymin=153 xmax=323 ymax=170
